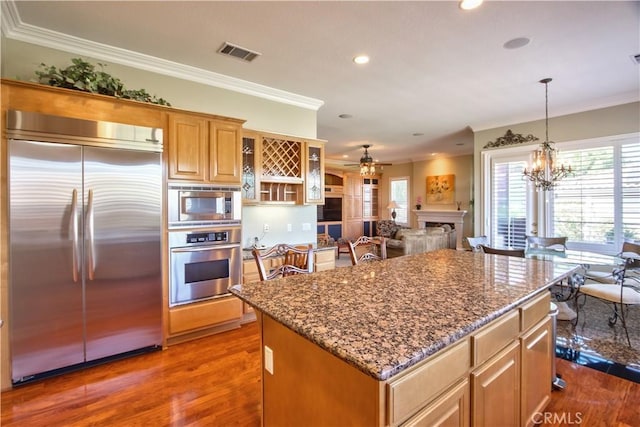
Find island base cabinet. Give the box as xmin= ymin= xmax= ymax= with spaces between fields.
xmin=402 ymin=379 xmax=469 ymax=427
xmin=521 ymin=317 xmax=553 ymax=427
xmin=471 ymin=341 xmax=520 ymax=427
xmin=261 ymin=314 xmax=385 ymax=427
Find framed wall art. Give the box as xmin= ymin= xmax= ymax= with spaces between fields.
xmin=426 ymin=174 xmax=455 ymax=204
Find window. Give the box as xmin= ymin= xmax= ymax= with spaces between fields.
xmin=491 ymin=159 xmax=527 ymax=248
xmin=482 ymin=133 xmax=640 ymax=254
xmin=390 ymin=177 xmax=409 ymax=224
xmin=553 ymin=135 xmax=640 ymax=252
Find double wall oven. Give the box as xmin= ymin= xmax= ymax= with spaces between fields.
xmin=168 ymin=184 xmax=242 ymax=306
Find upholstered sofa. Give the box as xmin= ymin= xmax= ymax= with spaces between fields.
xmin=376 ymin=220 xmax=452 ymax=258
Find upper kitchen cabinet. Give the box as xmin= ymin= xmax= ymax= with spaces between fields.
xmin=304 ymin=140 xmax=324 ymax=205
xmin=242 ymin=130 xmax=325 ymax=205
xmin=241 ymin=130 xmax=260 ymax=204
xmin=168 ymin=112 xmax=244 ymax=185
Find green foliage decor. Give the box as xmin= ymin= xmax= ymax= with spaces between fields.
xmin=34 ymin=58 xmax=171 ymax=106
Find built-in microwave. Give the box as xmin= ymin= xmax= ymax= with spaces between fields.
xmin=168 ymin=184 xmax=241 ymax=227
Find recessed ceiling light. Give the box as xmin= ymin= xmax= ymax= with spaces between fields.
xmin=353 ymin=55 xmax=370 ymax=65
xmin=342 ymin=154 xmax=349 ymax=158
xmin=431 ymin=152 xmax=438 ymax=156
xmin=503 ymin=37 xmax=531 ymax=50
xmin=459 ymin=0 xmax=483 ymax=10
xmin=338 ymin=114 xmax=353 ymax=119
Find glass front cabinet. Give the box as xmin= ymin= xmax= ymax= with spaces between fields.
xmin=305 ymin=140 xmax=325 ymax=205
xmin=241 ymin=130 xmax=325 ymax=205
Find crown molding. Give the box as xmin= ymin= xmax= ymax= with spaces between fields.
xmin=0 ymin=1 xmax=324 ymax=111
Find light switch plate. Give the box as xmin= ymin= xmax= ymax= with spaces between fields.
xmin=264 ymin=345 xmax=274 ymax=375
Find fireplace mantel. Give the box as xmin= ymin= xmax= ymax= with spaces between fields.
xmin=413 ymin=209 xmax=467 ymax=250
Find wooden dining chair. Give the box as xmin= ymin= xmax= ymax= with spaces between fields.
xmin=480 ymin=245 xmax=525 ymax=258
xmin=252 ymin=244 xmax=314 ymax=281
xmin=348 ymin=236 xmax=387 ymax=265
xmin=526 ymin=236 xmax=567 ymax=251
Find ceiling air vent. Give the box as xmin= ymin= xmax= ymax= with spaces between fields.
xmin=632 ymin=54 xmax=640 ymax=65
xmin=217 ymin=42 xmax=261 ymax=62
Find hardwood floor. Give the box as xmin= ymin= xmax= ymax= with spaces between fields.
xmin=2 ymin=321 xmax=639 ymax=426
xmin=1 ymin=322 xmax=262 ymax=426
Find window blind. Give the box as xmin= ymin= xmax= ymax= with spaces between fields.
xmin=492 ymin=161 xmax=527 ymax=249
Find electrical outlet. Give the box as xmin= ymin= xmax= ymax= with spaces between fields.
xmin=302 ymin=223 xmax=311 ymax=231
xmin=263 ymin=223 xmax=270 ymax=232
xmin=264 ymin=345 xmax=274 ymax=374
xmin=287 ymin=223 xmax=292 ymax=232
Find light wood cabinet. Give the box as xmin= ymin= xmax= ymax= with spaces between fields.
xmin=519 ymin=292 xmax=553 ymax=427
xmin=209 ymin=120 xmax=242 ymax=185
xmin=168 ymin=297 xmax=242 ymax=336
xmin=520 ymin=318 xmax=552 ymax=427
xmin=256 ymin=291 xmax=553 ymax=426
xmin=168 ymin=114 xmax=207 ymax=181
xmin=403 ymin=379 xmax=469 ymax=427
xmin=242 ymin=130 xmax=325 ymax=205
xmin=241 ymin=131 xmax=260 ymax=203
xmin=314 ymin=248 xmax=337 ymax=271
xmin=343 ymin=173 xmax=364 ymax=239
xmin=168 ymin=112 xmax=243 ymax=185
xmin=305 ymin=140 xmax=325 ymax=204
xmin=471 ymin=341 xmax=521 ymax=427
xmin=343 ymin=173 xmax=381 ymax=239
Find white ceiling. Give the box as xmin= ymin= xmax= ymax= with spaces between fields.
xmin=3 ymin=1 xmax=639 ymax=166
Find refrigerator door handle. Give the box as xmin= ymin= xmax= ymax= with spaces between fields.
xmin=70 ymin=189 xmax=80 ymax=282
xmin=86 ymin=189 xmax=96 ymax=280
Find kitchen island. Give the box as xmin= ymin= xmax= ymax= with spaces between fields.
xmin=230 ymin=249 xmax=578 ymax=426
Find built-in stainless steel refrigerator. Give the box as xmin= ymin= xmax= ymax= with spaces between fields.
xmin=8 ymin=110 xmax=163 ymax=384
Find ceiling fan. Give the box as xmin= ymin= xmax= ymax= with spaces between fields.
xmin=344 ymin=145 xmax=392 ymax=175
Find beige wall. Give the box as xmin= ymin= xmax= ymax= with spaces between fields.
xmin=378 ymin=155 xmax=474 ymax=238
xmin=472 ymin=101 xmax=640 ymax=236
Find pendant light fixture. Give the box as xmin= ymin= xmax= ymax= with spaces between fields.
xmin=359 ymin=145 xmax=376 ymax=177
xmin=523 ymin=78 xmax=572 ymax=191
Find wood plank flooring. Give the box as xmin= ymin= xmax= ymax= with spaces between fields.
xmin=2 ymin=321 xmax=639 ymax=426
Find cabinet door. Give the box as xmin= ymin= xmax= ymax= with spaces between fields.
xmin=209 ymin=120 xmax=242 ymax=185
xmin=521 ymin=317 xmax=552 ymax=427
xmin=314 ymin=249 xmax=336 ymax=271
xmin=241 ymin=131 xmax=260 ymax=204
xmin=471 ymin=341 xmax=520 ymax=427
xmin=168 ymin=114 xmax=207 ymax=181
xmin=304 ymin=140 xmax=325 ymax=204
xmin=403 ymin=379 xmax=469 ymax=427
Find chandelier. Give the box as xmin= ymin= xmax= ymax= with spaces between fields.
xmin=359 ymin=144 xmax=376 ymax=176
xmin=523 ymin=78 xmax=572 ymax=191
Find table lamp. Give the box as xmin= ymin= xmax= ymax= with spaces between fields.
xmin=387 ymin=201 xmax=399 ymax=221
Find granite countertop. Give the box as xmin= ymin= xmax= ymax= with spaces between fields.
xmin=230 ymin=249 xmax=578 ymax=381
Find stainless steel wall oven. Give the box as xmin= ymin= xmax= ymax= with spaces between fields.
xmin=169 ymin=227 xmax=242 ymax=306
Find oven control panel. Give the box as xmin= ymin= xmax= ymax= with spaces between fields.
xmin=186 ymin=231 xmax=228 ymax=244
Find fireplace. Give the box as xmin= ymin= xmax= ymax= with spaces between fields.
xmin=414 ymin=209 xmax=467 ymax=250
